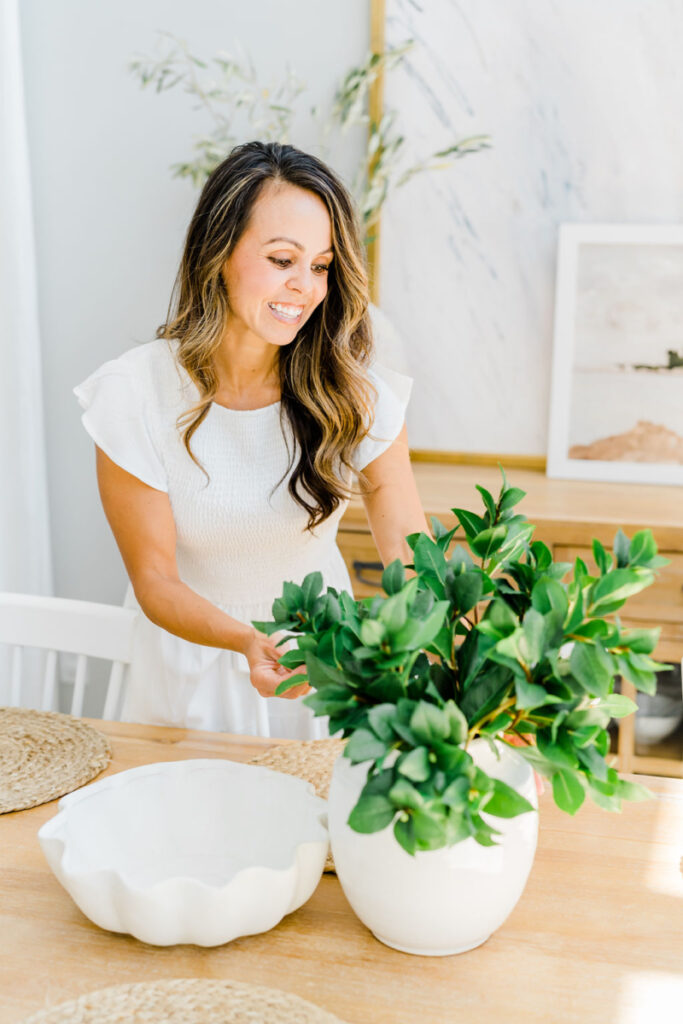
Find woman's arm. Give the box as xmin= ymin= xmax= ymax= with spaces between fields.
xmin=359 ymin=422 xmax=429 ymax=567
xmin=95 ymin=447 xmax=308 ymax=698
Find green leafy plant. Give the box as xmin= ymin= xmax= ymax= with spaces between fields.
xmin=128 ymin=34 xmax=490 ymax=236
xmin=253 ymin=470 xmax=666 ymax=855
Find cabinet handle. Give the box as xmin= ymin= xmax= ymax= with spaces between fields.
xmin=352 ymin=559 xmax=384 ymax=587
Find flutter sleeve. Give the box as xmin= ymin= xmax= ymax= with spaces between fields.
xmin=353 ymin=362 xmax=414 ymax=472
xmin=73 ymin=361 xmax=168 ymax=492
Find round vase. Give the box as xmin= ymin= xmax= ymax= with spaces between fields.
xmin=327 ymin=738 xmax=539 ymax=956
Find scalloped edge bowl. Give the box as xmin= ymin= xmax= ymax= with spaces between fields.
xmin=38 ymin=759 xmax=329 ymax=946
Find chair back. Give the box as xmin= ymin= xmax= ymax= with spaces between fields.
xmin=0 ymin=593 xmax=138 ymax=718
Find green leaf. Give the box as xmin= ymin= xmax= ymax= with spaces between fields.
xmin=410 ymin=701 xmax=450 ymax=744
xmin=397 ymin=746 xmax=431 ymax=782
xmin=367 ymin=703 xmax=398 ymax=742
xmin=277 ymin=649 xmax=306 ymax=669
xmin=514 ymin=673 xmax=552 ymax=710
xmin=619 ymin=627 xmax=660 ymax=655
xmin=537 ymin=730 xmax=579 ymax=769
xmin=379 ymin=591 xmax=408 ymax=633
xmin=599 ymin=693 xmax=638 ymax=718
xmin=476 ymin=485 xmax=497 ymax=523
xmin=382 ymin=558 xmax=406 ymax=596
xmin=521 ymin=607 xmax=547 ymax=666
xmin=282 ymin=580 xmax=305 ymax=610
xmin=479 ymin=712 xmax=514 ymax=736
xmin=592 ymin=539 xmax=612 ymax=575
xmin=587 ymin=568 xmax=655 ymax=616
xmin=452 ymin=507 xmax=487 ymax=540
xmin=613 ymin=529 xmax=630 ymax=568
xmin=471 ymin=524 xmax=507 ymax=560
xmin=412 ymin=808 xmax=448 ymax=849
xmin=460 ymin=663 xmax=513 ymax=723
xmin=483 ymin=778 xmax=535 ymax=818
xmin=552 ymin=770 xmax=585 ymax=814
xmin=442 ymin=775 xmax=469 ymax=809
xmin=409 ymin=601 xmax=451 ymax=649
xmin=360 ymin=619 xmax=386 ymax=647
xmin=305 ymin=653 xmax=348 ymax=688
xmin=303 ymin=685 xmax=354 ymax=717
xmin=450 ymin=571 xmax=483 ymax=615
xmin=413 ymin=533 xmax=448 ymax=583
xmin=628 ymin=529 xmax=657 ymax=566
xmin=569 ymin=642 xmax=613 ymax=697
xmin=388 ymin=777 xmax=424 ymax=810
xmin=348 ymin=794 xmax=396 ymax=833
xmin=616 ymin=778 xmax=653 ymax=802
xmin=319 ymin=592 xmax=341 ymax=625
xmin=615 ymin=654 xmax=657 ymax=695
xmin=271 ymin=597 xmax=290 ymax=624
xmin=575 ymin=743 xmax=609 ymax=782
xmin=479 ymin=599 xmax=518 ymax=640
xmin=393 ymin=815 xmax=416 ymax=855
xmin=302 ymin=571 xmax=323 ymax=610
xmin=344 ymin=728 xmax=387 ymax=763
xmin=499 ymin=486 xmax=526 ymax=512
xmin=444 ymin=700 xmax=468 ymax=744
xmin=531 ymin=578 xmax=569 ymax=620
xmin=274 ymin=673 xmax=309 ymax=696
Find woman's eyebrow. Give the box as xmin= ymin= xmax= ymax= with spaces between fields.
xmin=264 ymin=236 xmax=334 ymax=256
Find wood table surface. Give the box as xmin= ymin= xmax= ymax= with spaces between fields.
xmin=1 ymin=719 xmax=682 ymax=1024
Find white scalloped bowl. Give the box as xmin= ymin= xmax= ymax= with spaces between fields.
xmin=38 ymin=759 xmax=329 ymax=946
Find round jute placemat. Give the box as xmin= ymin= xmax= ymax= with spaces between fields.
xmin=249 ymin=737 xmax=345 ymax=873
xmin=20 ymin=978 xmax=349 ymax=1024
xmin=0 ymin=707 xmax=111 ymax=814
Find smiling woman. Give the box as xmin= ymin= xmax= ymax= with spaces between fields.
xmin=73 ymin=141 xmax=427 ymax=738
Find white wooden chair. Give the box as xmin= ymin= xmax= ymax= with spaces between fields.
xmin=0 ymin=593 xmax=138 ymax=719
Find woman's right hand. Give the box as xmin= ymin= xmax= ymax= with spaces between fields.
xmin=243 ymin=630 xmax=311 ymax=700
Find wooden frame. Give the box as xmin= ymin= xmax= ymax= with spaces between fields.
xmin=367 ymin=0 xmax=386 ymax=304
xmin=547 ymin=223 xmax=683 ymax=486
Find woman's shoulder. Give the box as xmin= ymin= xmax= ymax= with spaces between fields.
xmin=76 ymin=339 xmax=189 ymax=408
xmin=98 ymin=338 xmax=180 ymax=379
xmin=365 ymin=360 xmax=413 ymax=409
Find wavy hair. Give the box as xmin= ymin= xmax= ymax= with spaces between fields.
xmin=157 ymin=140 xmax=376 ymax=530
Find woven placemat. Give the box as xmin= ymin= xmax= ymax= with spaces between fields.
xmin=20 ymin=978 xmax=349 ymax=1023
xmin=249 ymin=737 xmax=345 ymax=873
xmin=0 ymin=707 xmax=111 ymax=814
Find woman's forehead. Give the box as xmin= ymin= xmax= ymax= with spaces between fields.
xmin=248 ymin=181 xmax=333 ymax=251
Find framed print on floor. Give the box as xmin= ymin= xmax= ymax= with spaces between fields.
xmin=547 ymin=223 xmax=683 ymax=486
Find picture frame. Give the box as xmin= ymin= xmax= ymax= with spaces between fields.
xmin=546 ymin=223 xmax=683 ymax=486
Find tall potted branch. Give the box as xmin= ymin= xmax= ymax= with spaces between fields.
xmin=254 ymin=471 xmax=665 ymax=955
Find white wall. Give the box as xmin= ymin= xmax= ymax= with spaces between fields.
xmin=20 ymin=0 xmax=370 ymax=606
xmin=381 ymin=0 xmax=683 ymax=455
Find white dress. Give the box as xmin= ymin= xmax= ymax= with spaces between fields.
xmin=74 ymin=338 xmax=411 ymax=739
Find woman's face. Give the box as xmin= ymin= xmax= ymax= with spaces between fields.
xmin=221 ymin=179 xmax=334 ymax=347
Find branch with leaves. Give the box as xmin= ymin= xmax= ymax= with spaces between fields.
xmin=128 ymin=34 xmax=490 ymax=236
xmin=254 ymin=470 xmax=663 ymax=856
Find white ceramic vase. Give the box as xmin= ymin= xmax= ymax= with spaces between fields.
xmin=328 ymin=738 xmax=539 ymax=956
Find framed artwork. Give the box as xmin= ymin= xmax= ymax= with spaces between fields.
xmin=547 ymin=224 xmax=683 ymax=486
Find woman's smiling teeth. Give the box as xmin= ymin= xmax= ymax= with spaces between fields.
xmin=268 ymin=302 xmax=304 ymax=324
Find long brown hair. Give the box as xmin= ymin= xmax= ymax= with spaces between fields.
xmin=157 ymin=141 xmax=375 ymax=530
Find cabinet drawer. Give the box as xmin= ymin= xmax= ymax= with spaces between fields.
xmin=553 ymin=546 xmax=683 ymax=625
xmin=337 ymin=531 xmax=384 ymax=596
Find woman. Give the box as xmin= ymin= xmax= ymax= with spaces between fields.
xmin=74 ymin=140 xmax=427 ymax=738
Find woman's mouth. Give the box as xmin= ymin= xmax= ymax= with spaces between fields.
xmin=268 ymin=302 xmax=304 ymax=325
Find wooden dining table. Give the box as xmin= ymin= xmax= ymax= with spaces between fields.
xmin=1 ymin=719 xmax=682 ymax=1024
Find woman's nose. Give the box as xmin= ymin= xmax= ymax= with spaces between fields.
xmin=286 ymin=265 xmax=313 ymax=294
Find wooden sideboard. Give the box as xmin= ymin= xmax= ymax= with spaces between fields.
xmin=338 ymin=462 xmax=683 ymax=779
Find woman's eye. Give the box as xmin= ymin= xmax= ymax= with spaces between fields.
xmin=269 ymin=256 xmax=330 ymax=274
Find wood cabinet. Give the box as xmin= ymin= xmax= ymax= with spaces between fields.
xmin=338 ymin=461 xmax=683 ymax=778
